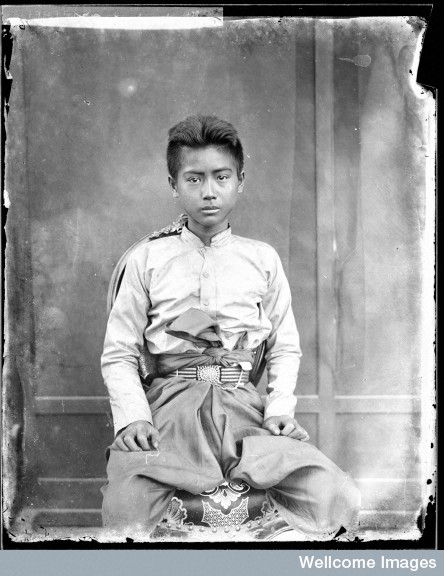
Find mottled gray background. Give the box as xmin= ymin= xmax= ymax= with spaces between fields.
xmin=3 ymin=15 xmax=435 ymax=542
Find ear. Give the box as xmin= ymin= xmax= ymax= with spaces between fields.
xmin=168 ymin=175 xmax=179 ymax=198
xmin=237 ymin=171 xmax=245 ymax=194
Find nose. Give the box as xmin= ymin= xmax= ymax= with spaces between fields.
xmin=202 ymin=180 xmax=216 ymax=200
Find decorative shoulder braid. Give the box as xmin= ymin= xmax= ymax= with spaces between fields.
xmin=146 ymin=213 xmax=188 ymax=241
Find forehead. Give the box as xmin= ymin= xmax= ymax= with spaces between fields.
xmin=178 ymin=146 xmax=237 ymax=173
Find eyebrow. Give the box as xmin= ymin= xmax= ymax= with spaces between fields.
xmin=183 ymin=167 xmax=233 ymax=175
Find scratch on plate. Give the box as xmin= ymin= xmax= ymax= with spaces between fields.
xmin=339 ymin=55 xmax=372 ymax=67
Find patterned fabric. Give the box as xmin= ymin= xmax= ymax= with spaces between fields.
xmin=203 ymin=482 xmax=250 ymax=509
xmin=152 ymin=484 xmax=292 ymax=541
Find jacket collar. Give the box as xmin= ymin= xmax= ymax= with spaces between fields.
xmin=181 ymin=224 xmax=232 ymax=248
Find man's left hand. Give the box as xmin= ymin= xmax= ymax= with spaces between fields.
xmin=263 ymin=416 xmax=310 ymax=441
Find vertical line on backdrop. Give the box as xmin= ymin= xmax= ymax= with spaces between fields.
xmin=314 ymin=20 xmax=336 ymax=458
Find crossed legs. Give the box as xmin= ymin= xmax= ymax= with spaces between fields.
xmin=101 ymin=448 xmax=360 ymax=539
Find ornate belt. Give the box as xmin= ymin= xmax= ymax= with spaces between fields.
xmin=174 ymin=365 xmax=250 ymax=389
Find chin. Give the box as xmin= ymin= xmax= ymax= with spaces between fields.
xmin=197 ymin=215 xmax=225 ymax=225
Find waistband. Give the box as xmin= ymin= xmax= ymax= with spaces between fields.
xmin=156 ymin=349 xmax=255 ymax=376
xmin=173 ymin=364 xmax=250 ymax=390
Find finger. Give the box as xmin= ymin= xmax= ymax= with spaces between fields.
xmin=136 ymin=431 xmax=151 ymax=451
xmin=112 ymin=436 xmax=130 ymax=452
xmin=289 ymin=428 xmax=310 ymax=441
xmin=149 ymin=428 xmax=160 ymax=449
xmin=123 ymin=435 xmax=142 ymax=451
xmin=266 ymin=423 xmax=281 ymax=435
xmin=281 ymin=423 xmax=295 ymax=436
xmin=295 ymin=430 xmax=310 ymax=441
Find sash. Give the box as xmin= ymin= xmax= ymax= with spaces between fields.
xmin=155 ymin=308 xmax=254 ymax=376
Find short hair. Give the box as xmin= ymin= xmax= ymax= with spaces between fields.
xmin=167 ymin=115 xmax=244 ymax=179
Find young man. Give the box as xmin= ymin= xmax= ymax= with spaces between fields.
xmin=101 ymin=115 xmax=360 ymax=538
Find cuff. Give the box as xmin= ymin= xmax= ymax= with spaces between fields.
xmin=263 ymin=391 xmax=297 ymax=420
xmin=110 ymin=399 xmax=153 ymax=436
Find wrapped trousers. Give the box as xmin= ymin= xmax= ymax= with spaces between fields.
xmin=101 ymin=374 xmax=361 ymax=538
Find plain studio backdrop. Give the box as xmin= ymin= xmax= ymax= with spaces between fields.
xmin=3 ymin=14 xmax=435 ymax=542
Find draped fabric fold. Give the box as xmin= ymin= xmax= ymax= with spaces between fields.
xmin=156 ymin=308 xmax=255 ymax=375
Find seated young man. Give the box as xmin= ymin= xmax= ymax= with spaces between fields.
xmin=101 ymin=115 xmax=360 ymax=539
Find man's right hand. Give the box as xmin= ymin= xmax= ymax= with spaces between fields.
xmin=110 ymin=420 xmax=160 ymax=452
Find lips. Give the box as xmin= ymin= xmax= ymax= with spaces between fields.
xmin=201 ymin=206 xmax=220 ymax=212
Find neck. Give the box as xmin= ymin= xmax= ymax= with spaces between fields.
xmin=186 ymin=220 xmax=229 ymax=246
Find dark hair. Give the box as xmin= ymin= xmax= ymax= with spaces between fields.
xmin=167 ymin=115 xmax=244 ymax=179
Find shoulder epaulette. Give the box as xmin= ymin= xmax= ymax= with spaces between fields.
xmin=146 ymin=213 xmax=188 ymax=242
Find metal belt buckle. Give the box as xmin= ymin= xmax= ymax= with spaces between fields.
xmin=196 ymin=365 xmax=221 ymax=383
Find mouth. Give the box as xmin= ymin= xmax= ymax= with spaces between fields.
xmin=201 ymin=206 xmax=220 ymax=213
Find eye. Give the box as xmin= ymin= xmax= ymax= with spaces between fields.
xmin=217 ymin=175 xmax=229 ymax=181
xmin=187 ymin=176 xmax=201 ymax=183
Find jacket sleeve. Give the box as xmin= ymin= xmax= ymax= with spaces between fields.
xmin=101 ymin=247 xmax=153 ymax=435
xmin=261 ymin=248 xmax=302 ymax=420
